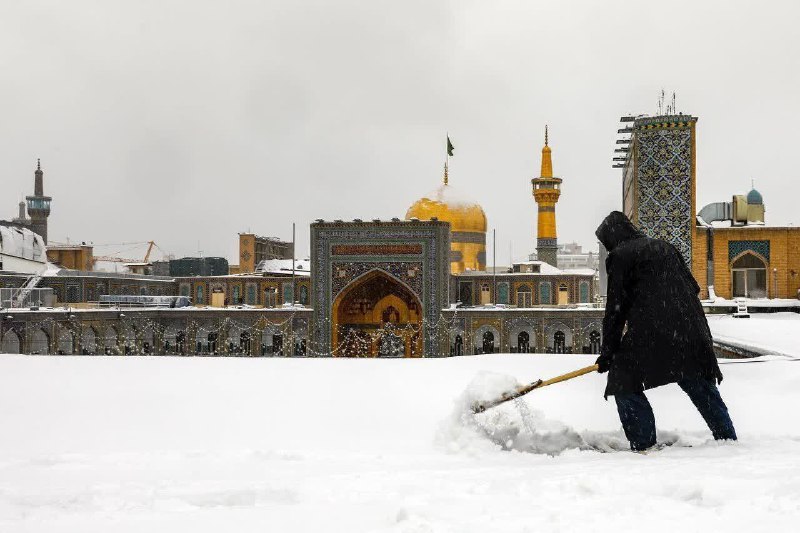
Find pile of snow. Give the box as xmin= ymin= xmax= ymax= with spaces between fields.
xmin=1 ymin=353 xmax=799 ymax=531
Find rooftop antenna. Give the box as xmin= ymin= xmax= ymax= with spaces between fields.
xmin=657 ymin=89 xmax=665 ymax=115
xmin=672 ymin=91 xmax=676 ymax=114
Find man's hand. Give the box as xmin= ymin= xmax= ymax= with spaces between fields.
xmin=595 ymin=353 xmax=612 ymax=373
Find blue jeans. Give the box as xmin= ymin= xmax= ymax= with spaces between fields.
xmin=614 ymin=378 xmax=737 ymax=451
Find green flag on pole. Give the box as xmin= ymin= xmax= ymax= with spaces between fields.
xmin=447 ymin=136 xmax=454 ymax=157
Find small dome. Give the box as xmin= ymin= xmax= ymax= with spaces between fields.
xmin=405 ymin=183 xmax=487 ymax=232
xmin=747 ymin=188 xmax=763 ymax=205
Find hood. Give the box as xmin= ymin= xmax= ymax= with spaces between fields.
xmin=595 ymin=211 xmax=645 ymax=252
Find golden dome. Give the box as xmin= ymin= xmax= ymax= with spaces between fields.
xmin=405 ymin=183 xmax=487 ymax=233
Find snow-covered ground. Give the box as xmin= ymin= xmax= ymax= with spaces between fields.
xmin=707 ymin=312 xmax=800 ymax=356
xmin=1 ymin=353 xmax=800 ymax=532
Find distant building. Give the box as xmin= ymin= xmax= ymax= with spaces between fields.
xmin=528 ymin=242 xmax=599 ymax=271
xmin=169 ymin=257 xmax=229 ymax=277
xmin=454 ymin=260 xmax=596 ymax=307
xmin=695 ymin=187 xmax=800 ymax=300
xmin=47 ymin=244 xmax=94 ymax=271
xmin=150 ymin=260 xmax=171 ymax=277
xmin=237 ymin=233 xmax=293 ymax=274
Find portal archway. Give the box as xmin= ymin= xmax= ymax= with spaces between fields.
xmin=332 ymin=270 xmax=422 ymax=357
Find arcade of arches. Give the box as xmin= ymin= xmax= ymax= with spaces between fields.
xmin=332 ymin=270 xmax=422 ymax=357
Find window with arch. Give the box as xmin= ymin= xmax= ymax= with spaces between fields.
xmin=232 ymin=285 xmax=241 ymax=305
xmin=497 ymin=282 xmax=509 ymax=305
xmin=480 ymin=283 xmax=491 ymax=305
xmin=579 ymin=281 xmax=590 ymax=303
xmin=558 ymin=283 xmax=569 ymax=305
xmin=539 ymin=282 xmax=552 ymax=304
xmin=265 ymin=287 xmax=277 ymax=308
xmin=283 ymin=283 xmax=294 ymax=305
xmin=299 ymin=285 xmax=309 ymax=305
xmin=516 ymin=285 xmax=532 ymax=307
xmin=247 ymin=285 xmax=257 ymax=305
xmin=732 ymin=253 xmax=767 ymax=298
xmin=196 ymin=285 xmax=204 ymax=305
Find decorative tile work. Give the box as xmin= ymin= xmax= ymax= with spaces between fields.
xmin=310 ymin=221 xmax=451 ymax=356
xmin=332 ymin=244 xmax=422 ymax=255
xmin=331 ymin=262 xmax=422 ymax=300
xmin=728 ymin=240 xmax=770 ymax=262
xmin=635 ymin=125 xmax=693 ymax=264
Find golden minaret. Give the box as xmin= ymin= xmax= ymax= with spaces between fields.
xmin=531 ymin=126 xmax=562 ymax=267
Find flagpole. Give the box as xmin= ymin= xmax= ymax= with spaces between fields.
xmin=493 ymin=229 xmax=497 ymax=303
xmin=446 ymin=132 xmax=449 ymax=185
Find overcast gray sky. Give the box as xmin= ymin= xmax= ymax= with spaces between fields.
xmin=2 ymin=0 xmax=798 ymax=264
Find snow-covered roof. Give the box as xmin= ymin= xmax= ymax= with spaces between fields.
xmin=254 ymin=258 xmax=311 ymax=277
xmin=0 ymin=225 xmax=46 ymax=263
xmin=561 ymin=268 xmax=597 ymax=276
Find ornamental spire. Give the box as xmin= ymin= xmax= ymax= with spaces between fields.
xmin=540 ymin=125 xmax=553 ymax=178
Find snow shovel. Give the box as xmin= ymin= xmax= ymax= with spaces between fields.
xmin=471 ymin=364 xmax=600 ymax=414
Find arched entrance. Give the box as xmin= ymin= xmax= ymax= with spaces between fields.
xmin=517 ymin=331 xmax=530 ymax=353
xmin=482 ymin=330 xmax=495 ymax=354
xmin=453 ymin=334 xmax=463 ymax=356
xmin=732 ymin=252 xmax=767 ymax=298
xmin=554 ymin=330 xmax=566 ymax=353
xmin=589 ymin=330 xmax=601 ymax=354
xmin=29 ymin=329 xmax=49 ymax=355
xmin=332 ymin=270 xmax=422 ymax=357
xmin=1 ymin=330 xmax=21 ymax=354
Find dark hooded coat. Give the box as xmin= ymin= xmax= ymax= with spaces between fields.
xmin=595 ymin=211 xmax=722 ymax=398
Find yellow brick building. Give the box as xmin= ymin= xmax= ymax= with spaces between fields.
xmin=693 ymin=225 xmax=800 ymax=300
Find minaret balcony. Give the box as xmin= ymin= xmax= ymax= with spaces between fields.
xmin=26 ymin=196 xmax=51 ymax=215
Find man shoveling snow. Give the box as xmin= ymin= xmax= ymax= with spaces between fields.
xmin=595 ymin=211 xmax=738 ymax=451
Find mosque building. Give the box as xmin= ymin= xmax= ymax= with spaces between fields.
xmin=303 ymin=128 xmax=599 ymax=358
xmin=2 ymin=129 xmax=602 ymax=357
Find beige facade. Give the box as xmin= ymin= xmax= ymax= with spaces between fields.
xmin=693 ymin=226 xmax=800 ymax=300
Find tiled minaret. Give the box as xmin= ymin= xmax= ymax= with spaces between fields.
xmin=532 ymin=126 xmax=562 ymax=267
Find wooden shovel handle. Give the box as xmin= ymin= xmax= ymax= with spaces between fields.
xmin=539 ymin=364 xmax=600 ymax=388
xmin=471 ymin=364 xmax=600 ymax=413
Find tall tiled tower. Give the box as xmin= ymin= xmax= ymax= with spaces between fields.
xmin=26 ymin=159 xmax=52 ymax=244
xmin=616 ymin=114 xmax=697 ymax=265
xmin=532 ymin=126 xmax=561 ymax=267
